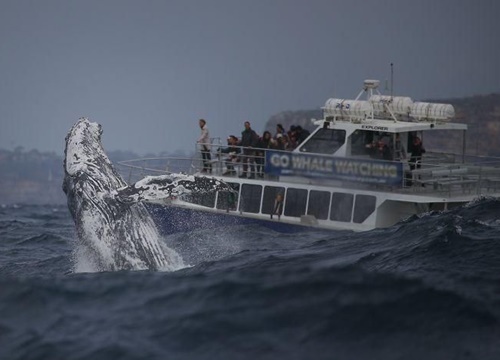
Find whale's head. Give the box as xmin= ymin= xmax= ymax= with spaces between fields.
xmin=63 ymin=118 xmax=125 ymax=216
xmin=64 ymin=118 xmax=114 ymax=176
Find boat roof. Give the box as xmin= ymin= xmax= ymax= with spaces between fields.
xmin=312 ymin=118 xmax=467 ymax=133
xmin=313 ymin=78 xmax=468 ymax=133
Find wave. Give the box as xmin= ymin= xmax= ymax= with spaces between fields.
xmin=1 ymin=260 xmax=499 ymax=360
xmin=1 ymin=199 xmax=500 ymax=359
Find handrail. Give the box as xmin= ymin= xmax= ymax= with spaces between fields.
xmin=117 ymin=145 xmax=500 ymax=198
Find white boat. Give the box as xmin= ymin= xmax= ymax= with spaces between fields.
xmin=119 ymin=80 xmax=500 ymax=234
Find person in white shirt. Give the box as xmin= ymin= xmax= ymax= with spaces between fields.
xmin=197 ymin=119 xmax=212 ymax=173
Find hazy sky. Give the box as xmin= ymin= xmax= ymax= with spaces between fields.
xmin=1 ymin=0 xmax=499 ymax=155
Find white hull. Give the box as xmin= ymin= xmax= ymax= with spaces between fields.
xmin=147 ymin=173 xmax=495 ymax=233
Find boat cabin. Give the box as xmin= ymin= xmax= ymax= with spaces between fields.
xmin=261 ymin=79 xmax=469 ymax=189
xmin=296 ymin=79 xmax=467 ymax=162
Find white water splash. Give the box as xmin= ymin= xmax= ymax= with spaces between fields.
xmin=71 ymin=212 xmax=186 ymax=273
xmin=72 ymin=244 xmax=100 ymax=273
xmin=158 ymin=242 xmax=187 ymax=271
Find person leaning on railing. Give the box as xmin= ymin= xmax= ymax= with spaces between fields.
xmin=218 ymin=135 xmax=240 ymax=176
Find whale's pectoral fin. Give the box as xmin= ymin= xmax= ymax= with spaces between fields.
xmin=114 ymin=174 xmax=235 ymax=204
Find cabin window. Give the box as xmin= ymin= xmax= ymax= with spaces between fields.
xmin=299 ymin=128 xmax=346 ymax=154
xmin=284 ymin=188 xmax=308 ymax=217
xmin=330 ymin=192 xmax=353 ymax=222
xmin=187 ymin=192 xmax=216 ymax=208
xmin=350 ymin=130 xmax=373 ymax=155
xmin=307 ymin=190 xmax=331 ymax=220
xmin=239 ymin=184 xmax=262 ymax=214
xmin=262 ymin=186 xmax=286 ymax=215
xmin=353 ymin=194 xmax=377 ymax=223
xmin=216 ymin=182 xmax=240 ymax=211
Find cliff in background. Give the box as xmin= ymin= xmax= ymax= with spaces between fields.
xmin=429 ymin=94 xmax=500 ymax=156
xmin=1 ymin=93 xmax=499 ymax=205
xmin=264 ymin=109 xmax=322 ymax=134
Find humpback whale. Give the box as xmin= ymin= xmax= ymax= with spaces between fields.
xmin=63 ymin=118 xmax=232 ymax=271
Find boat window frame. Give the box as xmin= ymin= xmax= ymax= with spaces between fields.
xmin=284 ymin=187 xmax=308 ymax=217
xmin=262 ymin=185 xmax=286 ymax=215
xmin=307 ymin=190 xmax=331 ymax=220
xmin=216 ymin=182 xmax=240 ymax=211
xmin=238 ymin=184 xmax=263 ymax=214
xmin=353 ymin=194 xmax=377 ymax=224
xmin=330 ymin=192 xmax=354 ymax=222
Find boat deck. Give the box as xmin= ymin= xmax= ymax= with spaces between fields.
xmin=117 ymin=150 xmax=500 ymax=200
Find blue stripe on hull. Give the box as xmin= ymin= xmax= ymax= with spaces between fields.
xmin=145 ymin=203 xmax=313 ymax=235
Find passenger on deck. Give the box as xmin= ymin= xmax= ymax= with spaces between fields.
xmin=286 ymin=126 xmax=298 ymax=150
xmin=295 ymin=125 xmax=311 ymax=145
xmin=275 ymin=124 xmax=286 ymax=140
xmin=286 ymin=134 xmax=298 ymax=151
xmin=219 ymin=135 xmax=240 ymax=176
xmin=379 ymin=134 xmax=393 ymax=160
xmin=239 ymin=121 xmax=259 ymax=179
xmin=365 ymin=139 xmax=377 ymax=158
xmin=197 ymin=119 xmax=212 ymax=173
xmin=409 ymin=136 xmax=425 ymax=171
xmin=365 ymin=137 xmax=391 ymax=160
xmin=274 ymin=133 xmax=287 ymax=150
xmin=270 ymin=193 xmax=284 ymax=220
xmin=255 ymin=131 xmax=273 ymax=178
xmin=285 ymin=125 xmax=298 ymax=151
xmin=394 ymin=133 xmax=407 ymax=161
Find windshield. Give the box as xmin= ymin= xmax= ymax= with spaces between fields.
xmin=298 ymin=128 xmax=346 ymax=155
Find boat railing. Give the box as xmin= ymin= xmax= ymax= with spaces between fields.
xmin=117 ymin=142 xmax=274 ymax=182
xmin=117 ymin=145 xmax=500 ymax=198
xmin=117 ymin=156 xmax=199 ymax=183
xmin=409 ymin=153 xmax=500 ymax=196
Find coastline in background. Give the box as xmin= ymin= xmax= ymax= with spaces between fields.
xmin=1 ymin=93 xmax=499 ymax=205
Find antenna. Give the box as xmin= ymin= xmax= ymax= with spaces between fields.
xmin=390 ymin=62 xmax=394 ymax=100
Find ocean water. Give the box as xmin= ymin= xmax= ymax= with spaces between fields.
xmin=1 ymin=198 xmax=500 ymax=360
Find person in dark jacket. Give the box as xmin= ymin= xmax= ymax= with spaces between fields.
xmin=409 ymin=136 xmax=426 ymax=171
xmin=240 ymin=121 xmax=259 ymax=179
xmin=407 ymin=135 xmax=426 ymax=186
xmin=295 ymin=125 xmax=311 ymax=145
xmin=255 ymin=131 xmax=273 ymax=178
